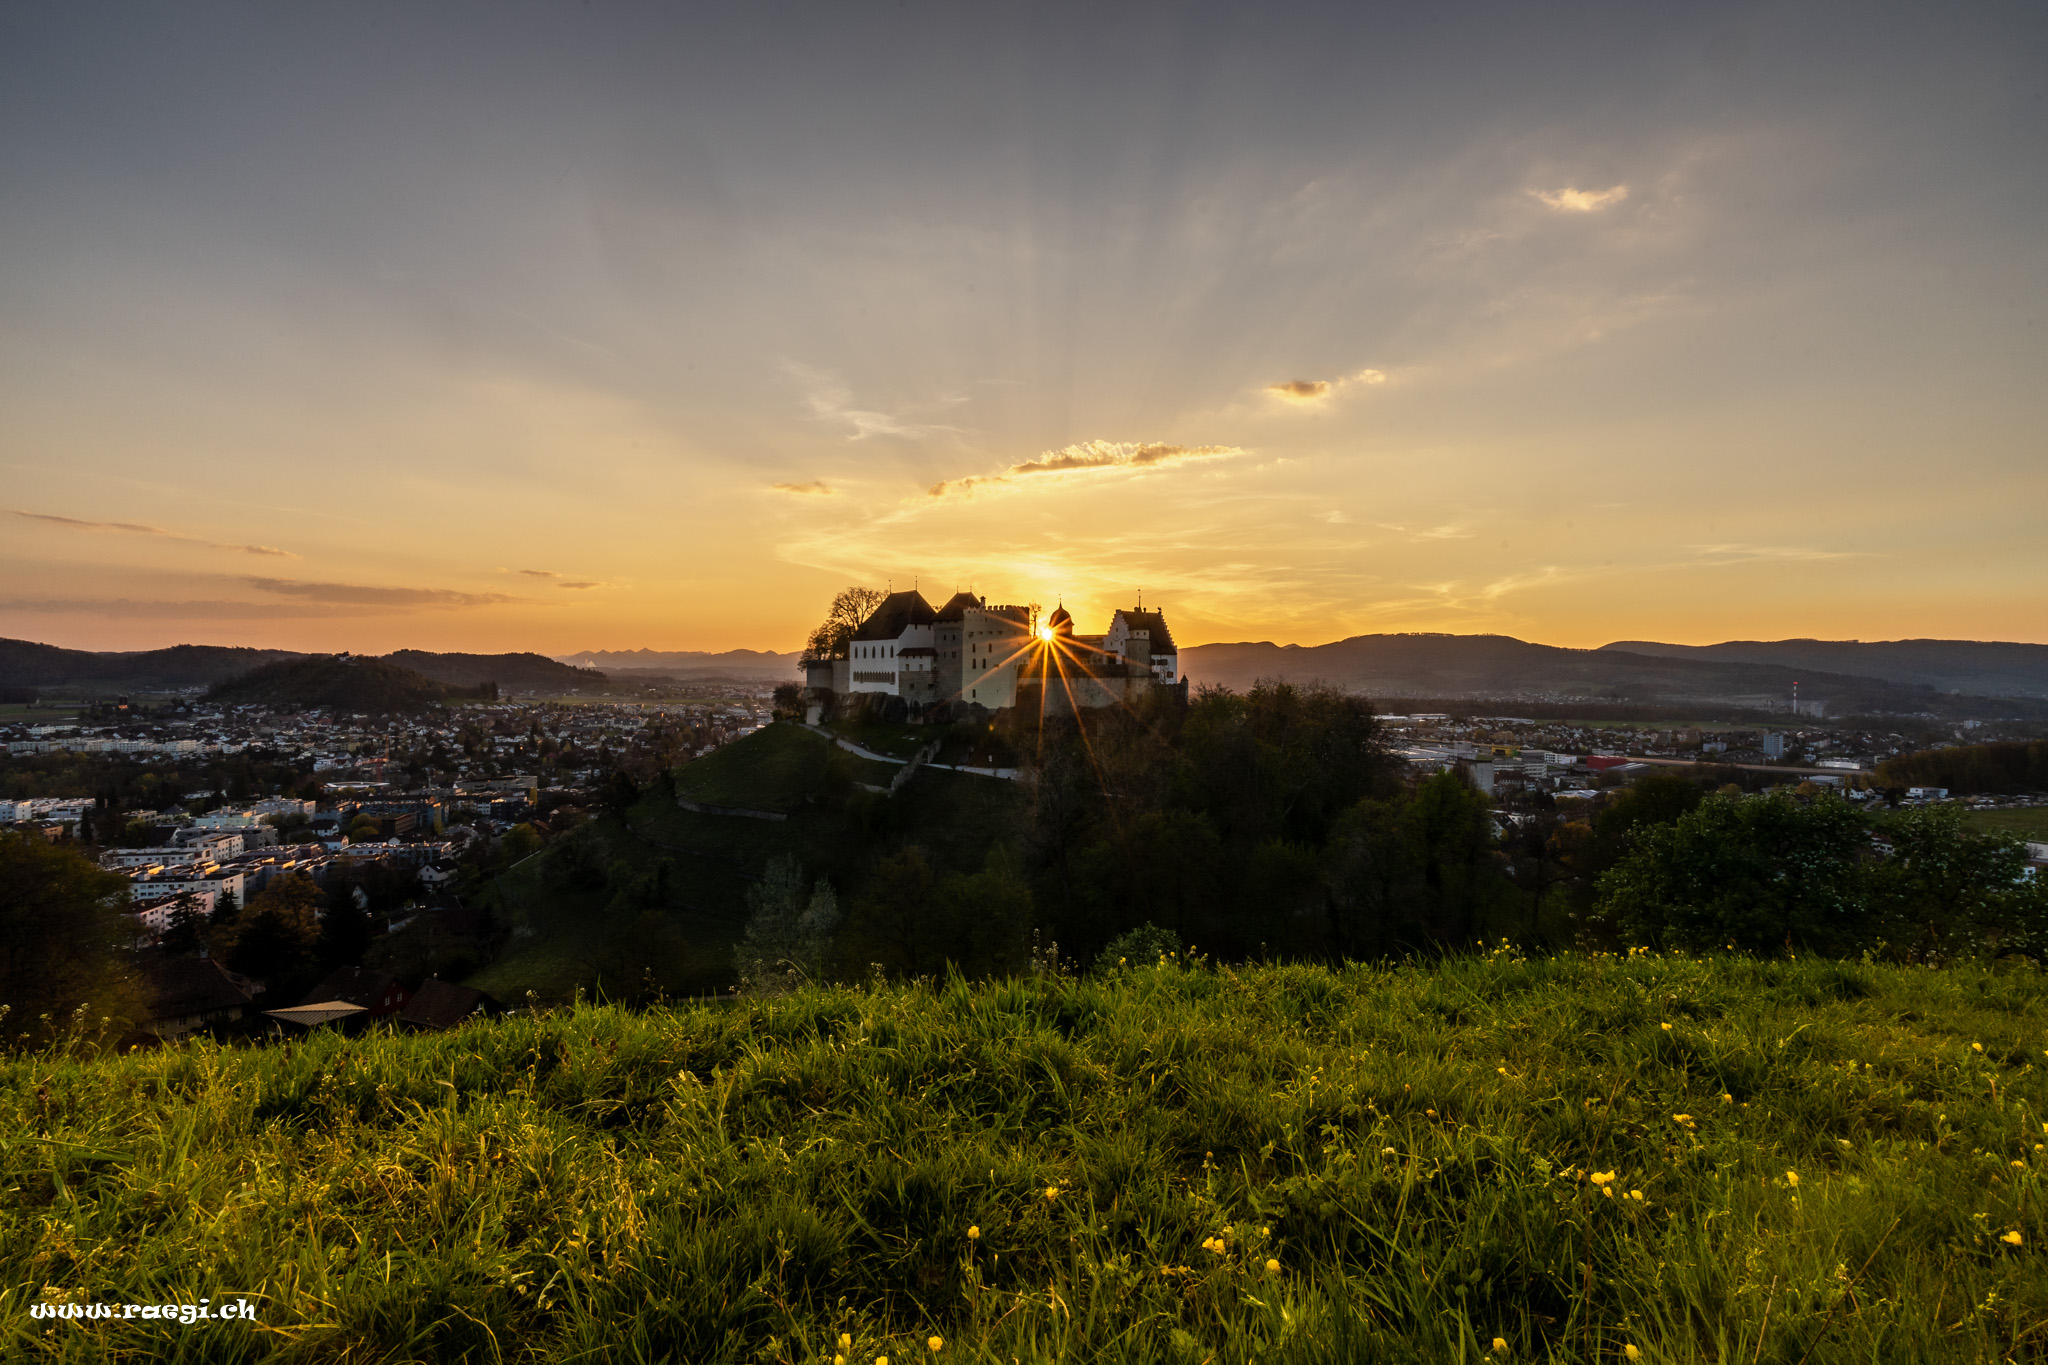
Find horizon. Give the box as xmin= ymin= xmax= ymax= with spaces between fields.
xmin=4 ymin=3 xmax=2044 ymax=653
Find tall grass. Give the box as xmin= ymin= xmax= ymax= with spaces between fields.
xmin=4 ymin=952 xmax=2046 ymax=1362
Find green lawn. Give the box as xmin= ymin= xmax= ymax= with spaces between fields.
xmin=824 ymin=716 xmax=934 ymax=760
xmin=673 ymin=722 xmax=840 ymax=812
xmin=7 ymin=955 xmax=2047 ymax=1362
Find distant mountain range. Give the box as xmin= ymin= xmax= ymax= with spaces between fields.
xmin=10 ymin=631 xmax=2045 ymax=716
xmin=1597 ymin=639 xmax=2048 ymax=699
xmin=1 ymin=638 xmax=603 ymax=694
xmin=555 ymin=648 xmax=802 ymax=680
xmin=1179 ymin=634 xmax=2048 ymax=718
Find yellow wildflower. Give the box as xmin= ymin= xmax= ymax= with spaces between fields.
xmin=1785 ymin=1170 xmax=1799 ymax=1187
xmin=1493 ymin=1338 xmax=1509 ymax=1355
xmin=1629 ymin=1190 xmax=1645 ymax=1202
xmin=1661 ymin=1023 xmax=1672 ymax=1031
xmin=928 ymin=1336 xmax=944 ymax=1353
xmin=841 ymin=1336 xmax=853 ymax=1351
xmin=1721 ymin=1093 xmax=1733 ymax=1104
xmin=2014 ymin=1160 xmax=2028 ymax=1169
xmin=967 ymin=1226 xmax=980 ymax=1240
xmin=1045 ymin=1186 xmax=1059 ymax=1201
xmin=1672 ymin=1114 xmax=1693 ymax=1127
xmin=1973 ymin=1042 xmax=1984 ymax=1053
xmin=1624 ymin=1347 xmax=1641 ymax=1362
xmin=2002 ymin=1230 xmax=2023 ymax=1246
xmin=1266 ymin=1258 xmax=1280 ymax=1272
xmin=1590 ymin=1170 xmax=1616 ymax=1186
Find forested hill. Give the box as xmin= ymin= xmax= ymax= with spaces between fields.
xmin=204 ymin=656 xmax=486 ymax=712
xmin=1598 ymin=637 xmax=2048 ymax=700
xmin=384 ymin=650 xmax=603 ymax=692
xmin=1179 ymin=633 xmax=2046 ymax=717
xmin=0 ymin=639 xmax=602 ymax=695
xmin=0 ymin=638 xmax=301 ymax=690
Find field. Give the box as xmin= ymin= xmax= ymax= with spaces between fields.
xmin=1965 ymin=807 xmax=2048 ymax=842
xmin=6 ymin=954 xmax=2047 ymax=1362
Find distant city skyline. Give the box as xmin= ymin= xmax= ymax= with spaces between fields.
xmin=3 ymin=2 xmax=2043 ymax=654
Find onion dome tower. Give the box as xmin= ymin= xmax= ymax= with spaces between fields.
xmin=1046 ymin=602 xmax=1074 ymax=637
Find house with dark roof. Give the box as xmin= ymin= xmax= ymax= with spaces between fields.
xmin=140 ymin=958 xmax=254 ymax=1041
xmin=398 ymin=978 xmax=502 ymax=1031
xmin=297 ymin=966 xmax=409 ymax=1017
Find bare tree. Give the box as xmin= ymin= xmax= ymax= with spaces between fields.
xmin=804 ymin=586 xmax=887 ymax=661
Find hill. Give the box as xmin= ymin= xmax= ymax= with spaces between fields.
xmin=1599 ymin=637 xmax=2048 ymax=699
xmin=6 ymin=957 xmax=2042 ymax=1361
xmin=1179 ymin=632 xmax=2048 ymax=718
xmin=0 ymin=637 xmax=302 ymax=691
xmin=556 ymin=647 xmax=801 ymax=680
xmin=204 ymin=655 xmax=483 ymax=712
xmin=384 ymin=649 xmax=604 ymax=693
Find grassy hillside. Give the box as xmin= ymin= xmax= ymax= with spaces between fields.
xmin=5 ymin=956 xmax=2045 ymax=1362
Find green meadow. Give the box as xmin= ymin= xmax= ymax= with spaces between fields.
xmin=6 ymin=952 xmax=2047 ymax=1362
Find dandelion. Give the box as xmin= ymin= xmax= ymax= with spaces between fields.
xmin=967 ymin=1226 xmax=980 ymax=1240
xmin=1785 ymin=1170 xmax=1799 ymax=1187
xmin=2002 ymin=1230 xmax=2023 ymax=1246
xmin=928 ymin=1336 xmax=944 ymax=1353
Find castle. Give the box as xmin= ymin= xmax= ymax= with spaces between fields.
xmin=803 ymin=591 xmax=1180 ymax=715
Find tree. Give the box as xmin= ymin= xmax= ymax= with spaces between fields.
xmin=734 ymin=855 xmax=841 ymax=994
xmin=804 ymin=586 xmax=887 ymax=661
xmin=225 ymin=873 xmax=324 ymax=983
xmin=0 ymin=833 xmax=146 ymax=1045
xmin=317 ymin=892 xmax=373 ymax=969
xmin=1863 ymin=804 xmax=2048 ymax=959
xmin=1597 ymin=791 xmax=1870 ymax=955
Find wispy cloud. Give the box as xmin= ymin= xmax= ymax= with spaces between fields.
xmin=557 ymin=581 xmax=602 ymax=590
xmin=927 ymin=440 xmax=1245 ymax=499
xmin=772 ymin=480 xmax=836 ymax=495
xmin=788 ymin=363 xmax=961 ymax=442
xmin=1532 ymin=184 xmax=1629 ymax=212
xmin=244 ymin=577 xmax=520 ymax=607
xmin=1687 ymin=543 xmax=1863 ymax=564
xmin=10 ymin=509 xmax=296 ymax=558
xmin=517 ymin=568 xmax=561 ymax=578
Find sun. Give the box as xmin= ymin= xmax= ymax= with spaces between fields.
xmin=1038 ymin=625 xmax=1055 ymax=641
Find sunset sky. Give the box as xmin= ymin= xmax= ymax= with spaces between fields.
xmin=3 ymin=2 xmax=2044 ymax=655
